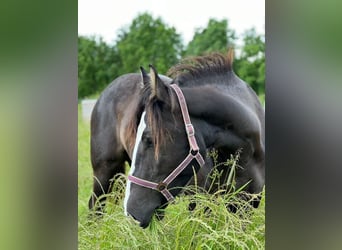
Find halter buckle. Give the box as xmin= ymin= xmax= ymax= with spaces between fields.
xmin=186 ymin=124 xmax=195 ymax=137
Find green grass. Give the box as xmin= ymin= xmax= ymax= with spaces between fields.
xmin=78 ymin=106 xmax=265 ymax=250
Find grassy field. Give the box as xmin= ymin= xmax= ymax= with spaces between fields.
xmin=78 ymin=108 xmax=265 ymax=250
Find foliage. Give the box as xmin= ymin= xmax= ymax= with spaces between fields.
xmin=78 ymin=36 xmax=120 ymax=98
xmin=78 ymin=110 xmax=265 ymax=249
xmin=116 ymin=13 xmax=183 ymax=75
xmin=184 ymin=19 xmax=236 ymax=56
xmin=77 ymin=13 xmax=265 ymax=99
xmin=234 ymin=28 xmax=265 ymax=95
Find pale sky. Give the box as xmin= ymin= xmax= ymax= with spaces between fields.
xmin=78 ymin=0 xmax=265 ymax=46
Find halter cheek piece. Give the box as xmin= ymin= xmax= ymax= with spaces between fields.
xmin=128 ymin=84 xmax=205 ymax=202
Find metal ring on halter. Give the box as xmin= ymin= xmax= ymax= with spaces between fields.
xmin=190 ymin=149 xmax=199 ymax=156
xmin=156 ymin=182 xmax=168 ymax=191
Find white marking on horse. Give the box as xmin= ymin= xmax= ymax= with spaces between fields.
xmin=124 ymin=112 xmax=146 ymax=216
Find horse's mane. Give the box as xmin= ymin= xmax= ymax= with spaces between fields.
xmin=167 ymin=51 xmax=234 ymax=86
xmin=127 ymin=51 xmax=234 ymax=159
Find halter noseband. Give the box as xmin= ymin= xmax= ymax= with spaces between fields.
xmin=127 ymin=84 xmax=205 ymax=202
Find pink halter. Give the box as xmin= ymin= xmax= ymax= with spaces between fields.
xmin=128 ymin=84 xmax=205 ymax=202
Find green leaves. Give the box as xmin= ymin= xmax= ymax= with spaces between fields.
xmin=78 ymin=13 xmax=265 ymax=99
xmin=78 ymin=36 xmax=120 ymax=98
xmin=116 ymin=13 xmax=183 ymax=75
xmin=235 ymin=28 xmax=265 ymax=95
xmin=184 ymin=19 xmax=236 ymax=57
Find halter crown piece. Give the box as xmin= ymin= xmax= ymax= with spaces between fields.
xmin=128 ymin=84 xmax=205 ymax=202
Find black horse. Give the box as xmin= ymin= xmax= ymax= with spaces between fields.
xmin=89 ymin=51 xmax=265 ymax=228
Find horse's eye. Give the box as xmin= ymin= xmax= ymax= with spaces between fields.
xmin=142 ymin=134 xmax=153 ymax=147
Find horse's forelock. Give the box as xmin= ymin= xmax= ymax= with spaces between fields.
xmin=127 ymin=83 xmax=173 ymax=160
xmin=145 ymin=92 xmax=173 ymax=160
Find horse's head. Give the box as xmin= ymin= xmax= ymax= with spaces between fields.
xmin=124 ymin=65 xmax=205 ymax=228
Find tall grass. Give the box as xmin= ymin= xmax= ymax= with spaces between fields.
xmin=78 ymin=107 xmax=265 ymax=250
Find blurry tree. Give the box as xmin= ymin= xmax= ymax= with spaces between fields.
xmin=78 ymin=36 xmax=120 ymax=98
xmin=234 ymin=28 xmax=265 ymax=95
xmin=184 ymin=19 xmax=236 ymax=56
xmin=78 ymin=14 xmax=265 ymax=99
xmin=116 ymin=13 xmax=183 ymax=74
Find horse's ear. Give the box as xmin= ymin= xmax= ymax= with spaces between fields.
xmin=139 ymin=66 xmax=150 ymax=88
xmin=149 ymin=64 xmax=169 ymax=101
